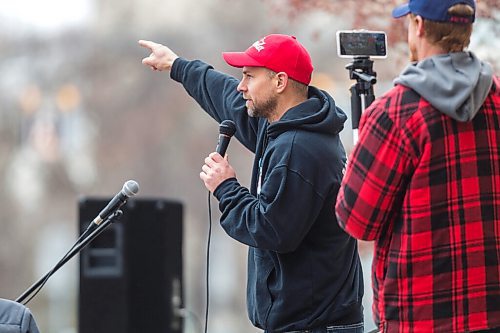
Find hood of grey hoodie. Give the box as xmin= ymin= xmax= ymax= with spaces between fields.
xmin=394 ymin=51 xmax=493 ymax=122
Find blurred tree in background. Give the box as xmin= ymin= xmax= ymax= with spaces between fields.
xmin=260 ymin=0 xmax=499 ymax=70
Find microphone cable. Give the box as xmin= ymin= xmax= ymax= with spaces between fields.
xmin=203 ymin=120 xmax=235 ymax=333
xmin=205 ymin=190 xmax=212 ymax=333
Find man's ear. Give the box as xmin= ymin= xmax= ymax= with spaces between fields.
xmin=415 ymin=15 xmax=425 ymax=37
xmin=275 ymin=72 xmax=288 ymax=93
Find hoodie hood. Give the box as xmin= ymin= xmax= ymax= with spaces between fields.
xmin=267 ymin=86 xmax=347 ymax=138
xmin=394 ymin=51 xmax=493 ymax=122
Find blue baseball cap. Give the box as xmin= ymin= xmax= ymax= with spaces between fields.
xmin=392 ymin=0 xmax=475 ymax=23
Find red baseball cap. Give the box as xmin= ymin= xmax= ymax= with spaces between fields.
xmin=222 ymin=34 xmax=314 ymax=85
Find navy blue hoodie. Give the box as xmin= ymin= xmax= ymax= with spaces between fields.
xmin=171 ymin=58 xmax=363 ymax=331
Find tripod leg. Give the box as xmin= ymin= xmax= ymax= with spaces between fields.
xmin=350 ymin=85 xmax=362 ymax=130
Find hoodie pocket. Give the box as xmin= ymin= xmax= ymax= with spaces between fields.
xmin=247 ymin=249 xmax=275 ymax=327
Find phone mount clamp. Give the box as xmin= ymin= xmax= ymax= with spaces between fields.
xmin=346 ymin=56 xmax=377 ymax=143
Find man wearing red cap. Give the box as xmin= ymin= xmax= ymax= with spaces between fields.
xmin=139 ymin=34 xmax=364 ymax=332
xmin=336 ymin=0 xmax=499 ymax=332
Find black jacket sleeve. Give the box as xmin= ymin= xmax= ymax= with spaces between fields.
xmin=214 ymin=161 xmax=326 ymax=253
xmin=170 ymin=58 xmax=260 ymax=152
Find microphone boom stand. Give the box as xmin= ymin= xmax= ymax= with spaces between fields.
xmin=16 ymin=210 xmax=123 ymax=304
xmin=346 ymin=56 xmax=377 ymax=144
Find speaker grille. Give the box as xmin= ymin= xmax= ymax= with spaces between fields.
xmin=78 ymin=198 xmax=183 ymax=333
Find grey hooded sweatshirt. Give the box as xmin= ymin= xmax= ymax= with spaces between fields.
xmin=0 ymin=299 xmax=40 ymax=333
xmin=394 ymin=51 xmax=493 ymax=121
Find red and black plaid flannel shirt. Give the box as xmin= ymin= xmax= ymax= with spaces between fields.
xmin=336 ymin=77 xmax=500 ymax=333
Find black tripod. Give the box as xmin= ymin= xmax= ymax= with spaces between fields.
xmin=346 ymin=57 xmax=377 ymax=144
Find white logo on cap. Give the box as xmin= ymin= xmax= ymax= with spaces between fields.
xmin=252 ymin=38 xmax=266 ymax=52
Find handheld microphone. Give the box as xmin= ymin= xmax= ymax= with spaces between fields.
xmin=216 ymin=120 xmax=236 ymax=157
xmin=90 ymin=180 xmax=140 ymax=227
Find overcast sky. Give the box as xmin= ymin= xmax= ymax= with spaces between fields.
xmin=0 ymin=0 xmax=93 ymax=32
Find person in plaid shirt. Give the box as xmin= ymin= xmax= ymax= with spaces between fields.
xmin=335 ymin=0 xmax=499 ymax=332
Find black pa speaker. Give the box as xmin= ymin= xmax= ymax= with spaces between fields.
xmin=78 ymin=198 xmax=183 ymax=333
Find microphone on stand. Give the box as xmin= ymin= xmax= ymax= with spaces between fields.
xmin=16 ymin=180 xmax=140 ymax=304
xmin=216 ymin=120 xmax=236 ymax=157
xmin=83 ymin=180 xmax=139 ymax=234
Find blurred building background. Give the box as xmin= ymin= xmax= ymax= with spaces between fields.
xmin=0 ymin=0 xmax=498 ymax=332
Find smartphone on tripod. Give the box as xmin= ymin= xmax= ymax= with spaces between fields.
xmin=336 ymin=30 xmax=387 ymax=143
xmin=336 ymin=30 xmax=388 ymax=59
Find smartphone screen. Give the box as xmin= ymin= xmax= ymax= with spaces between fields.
xmin=336 ymin=31 xmax=387 ymax=58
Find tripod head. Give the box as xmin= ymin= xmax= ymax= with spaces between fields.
xmin=346 ymin=57 xmax=377 ymax=131
xmin=347 ymin=57 xmax=376 ymax=84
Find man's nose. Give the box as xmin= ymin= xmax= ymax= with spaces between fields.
xmin=237 ymin=80 xmax=246 ymax=92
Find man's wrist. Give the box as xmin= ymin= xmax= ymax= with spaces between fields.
xmin=213 ymin=177 xmax=237 ymax=199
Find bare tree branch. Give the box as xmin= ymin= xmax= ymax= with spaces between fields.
xmin=260 ymin=0 xmax=499 ymax=45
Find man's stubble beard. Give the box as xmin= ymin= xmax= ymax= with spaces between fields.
xmin=247 ymin=96 xmax=278 ymax=119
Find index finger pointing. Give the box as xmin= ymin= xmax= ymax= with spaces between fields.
xmin=138 ymin=40 xmax=160 ymax=50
